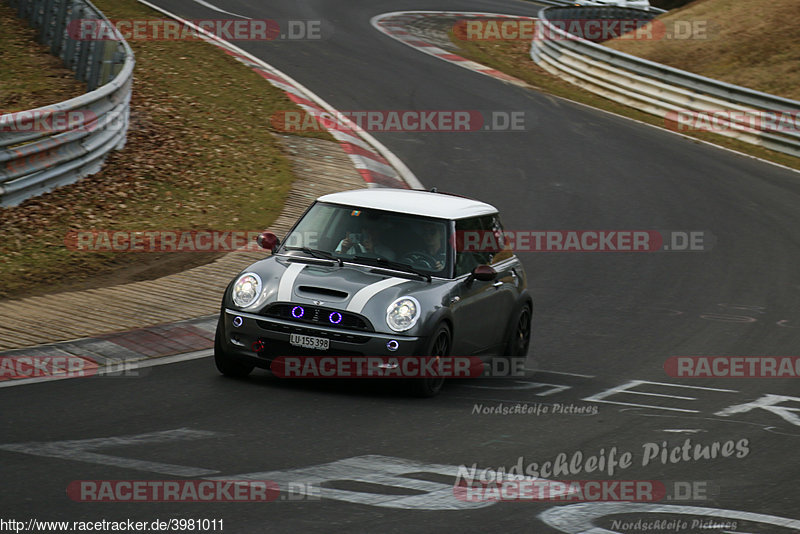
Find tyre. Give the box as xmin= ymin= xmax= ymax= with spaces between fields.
xmin=409 ymin=323 xmax=451 ymax=397
xmin=214 ymin=318 xmax=254 ymax=378
xmin=500 ymin=304 xmax=532 ymax=371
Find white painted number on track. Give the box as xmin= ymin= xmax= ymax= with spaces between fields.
xmin=210 ymin=454 xmax=489 ymax=510
xmin=0 ymin=428 xmax=222 ymax=476
xmin=463 ymin=380 xmax=571 ymax=396
xmin=583 ymin=380 xmax=737 ymax=413
xmin=715 ymin=394 xmax=800 ymax=426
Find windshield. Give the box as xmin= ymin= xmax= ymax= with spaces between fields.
xmin=281 ymin=202 xmax=452 ymax=277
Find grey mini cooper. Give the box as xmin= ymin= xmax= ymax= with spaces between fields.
xmin=214 ymin=188 xmax=532 ymax=396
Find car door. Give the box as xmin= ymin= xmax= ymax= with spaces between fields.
xmin=484 ymin=214 xmax=522 ymax=352
xmin=450 ymin=215 xmax=517 ymax=356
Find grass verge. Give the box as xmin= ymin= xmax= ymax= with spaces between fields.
xmin=0 ymin=0 xmax=332 ymax=300
xmin=605 ymin=0 xmax=800 ymax=101
xmin=0 ymin=2 xmax=86 ymax=111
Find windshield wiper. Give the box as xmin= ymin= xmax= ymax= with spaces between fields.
xmin=284 ymin=246 xmax=343 ymax=266
xmin=351 ymin=256 xmax=431 ymax=282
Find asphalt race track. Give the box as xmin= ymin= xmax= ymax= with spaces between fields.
xmin=2 ymin=0 xmax=800 ymax=532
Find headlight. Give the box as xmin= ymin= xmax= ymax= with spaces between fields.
xmin=232 ymin=273 xmax=262 ymax=308
xmin=386 ymin=297 xmax=421 ymax=332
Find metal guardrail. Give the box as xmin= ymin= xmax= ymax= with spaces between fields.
xmin=534 ymin=1 xmax=666 ymax=14
xmin=531 ymin=6 xmax=800 ymax=158
xmin=0 ymin=0 xmax=134 ymax=207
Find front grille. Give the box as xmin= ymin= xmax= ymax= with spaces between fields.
xmin=261 ymin=303 xmax=373 ymax=332
xmin=256 ymin=320 xmax=371 ymax=344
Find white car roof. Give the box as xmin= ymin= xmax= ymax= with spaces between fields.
xmin=317 ymin=189 xmax=498 ymax=220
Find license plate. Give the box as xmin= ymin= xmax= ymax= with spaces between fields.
xmin=289 ymin=333 xmax=329 ymax=350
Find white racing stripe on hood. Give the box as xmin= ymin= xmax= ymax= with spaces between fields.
xmin=346 ymin=278 xmax=407 ymax=313
xmin=277 ymin=262 xmax=306 ymax=301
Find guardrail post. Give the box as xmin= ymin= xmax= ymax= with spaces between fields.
xmin=62 ymin=0 xmax=80 ymax=69
xmin=87 ymin=32 xmax=105 ymax=90
xmin=37 ymin=0 xmax=55 ymax=45
xmin=50 ymin=0 xmax=69 ymax=56
xmin=74 ymin=6 xmax=92 ymax=82
xmin=30 ymin=0 xmax=43 ymax=29
xmin=16 ymin=0 xmax=30 ymax=18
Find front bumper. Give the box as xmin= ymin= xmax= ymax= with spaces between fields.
xmin=219 ymin=308 xmax=425 ymax=369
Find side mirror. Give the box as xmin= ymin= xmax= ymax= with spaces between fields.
xmin=256 ymin=231 xmax=280 ymax=253
xmin=467 ymin=264 xmax=497 ymax=284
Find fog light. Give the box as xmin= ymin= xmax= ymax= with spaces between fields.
xmin=232 ymin=316 xmax=243 ymax=328
xmin=386 ymin=340 xmax=399 ymax=352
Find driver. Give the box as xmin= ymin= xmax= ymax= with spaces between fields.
xmin=335 ymin=225 xmax=395 ymax=260
xmin=419 ymin=223 xmax=446 ymax=271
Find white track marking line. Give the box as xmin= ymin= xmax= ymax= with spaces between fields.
xmin=190 ymin=0 xmax=251 ymax=19
xmin=0 ymin=349 xmax=212 ymax=389
xmin=0 ymin=427 xmax=221 ymax=476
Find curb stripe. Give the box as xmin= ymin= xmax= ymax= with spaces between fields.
xmin=356 ymin=169 xmax=406 ymax=188
xmin=340 ymin=142 xmax=392 ymax=164
xmin=371 ymin=11 xmax=534 ymax=88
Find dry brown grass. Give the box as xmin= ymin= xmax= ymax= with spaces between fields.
xmin=0 ymin=0 xmax=331 ymax=299
xmin=605 ymin=0 xmax=800 ymax=100
xmin=0 ymin=2 xmax=87 ymax=111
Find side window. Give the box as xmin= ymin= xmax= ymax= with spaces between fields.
xmin=455 ymin=216 xmax=493 ymax=277
xmin=488 ymin=214 xmax=513 ymax=265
